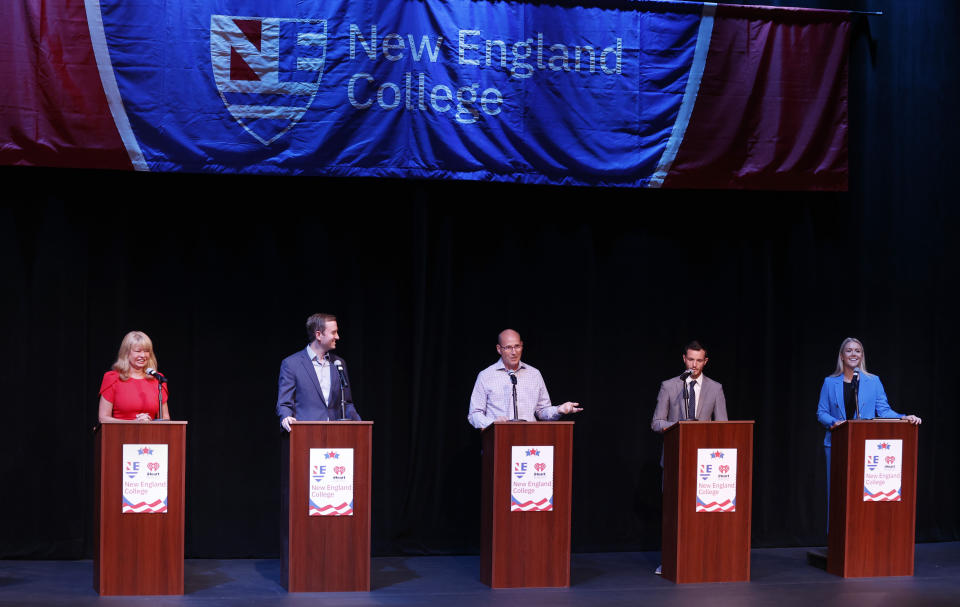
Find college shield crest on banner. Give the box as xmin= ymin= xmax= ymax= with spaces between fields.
xmin=210 ymin=15 xmax=326 ymax=146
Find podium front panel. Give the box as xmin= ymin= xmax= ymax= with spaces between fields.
xmin=94 ymin=421 xmax=187 ymax=596
xmin=828 ymin=420 xmax=918 ymax=577
xmin=285 ymin=421 xmax=372 ymax=592
xmin=662 ymin=421 xmax=753 ymax=584
xmin=481 ymin=421 xmax=573 ymax=589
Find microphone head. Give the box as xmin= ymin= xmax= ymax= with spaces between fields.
xmin=680 ymin=369 xmax=693 ymax=379
xmin=508 ymin=370 xmax=517 ymax=385
xmin=146 ymin=367 xmax=156 ymax=375
xmin=334 ymin=360 xmax=343 ymax=369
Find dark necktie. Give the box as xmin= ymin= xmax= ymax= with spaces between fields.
xmin=688 ymin=380 xmax=697 ymax=420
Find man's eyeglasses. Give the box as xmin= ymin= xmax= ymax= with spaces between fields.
xmin=500 ymin=344 xmax=523 ymax=352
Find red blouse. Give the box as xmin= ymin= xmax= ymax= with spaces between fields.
xmin=99 ymin=370 xmax=169 ymax=420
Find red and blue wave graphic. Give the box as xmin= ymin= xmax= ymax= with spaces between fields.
xmin=309 ymin=500 xmax=354 ymax=516
xmin=696 ymin=497 xmax=735 ymax=512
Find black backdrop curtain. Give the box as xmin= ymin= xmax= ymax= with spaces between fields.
xmin=1 ymin=0 xmax=958 ymax=559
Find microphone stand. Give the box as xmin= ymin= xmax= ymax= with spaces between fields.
xmin=680 ymin=370 xmax=693 ymax=421
xmin=853 ymin=374 xmax=860 ymax=420
xmin=150 ymin=371 xmax=167 ymax=421
xmin=337 ymin=364 xmax=349 ymax=421
xmin=509 ymin=373 xmax=519 ymax=421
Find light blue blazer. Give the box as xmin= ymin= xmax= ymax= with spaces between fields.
xmin=816 ymin=373 xmax=902 ymax=447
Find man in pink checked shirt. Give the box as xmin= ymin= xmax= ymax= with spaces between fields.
xmin=467 ymin=329 xmax=583 ymax=429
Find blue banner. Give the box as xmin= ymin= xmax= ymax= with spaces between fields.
xmin=94 ymin=0 xmax=706 ymax=185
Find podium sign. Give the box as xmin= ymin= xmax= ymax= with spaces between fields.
xmin=510 ymin=446 xmax=554 ymax=511
xmin=828 ymin=421 xmax=918 ymax=577
xmin=121 ymin=444 xmax=168 ymax=513
xmin=863 ymin=439 xmax=903 ymax=501
xmin=695 ymin=448 xmax=737 ymax=512
xmin=308 ymin=447 xmax=354 ymax=516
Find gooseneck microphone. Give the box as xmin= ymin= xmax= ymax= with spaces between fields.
xmin=508 ymin=371 xmax=519 ymax=420
xmin=145 ymin=368 xmax=167 ymax=383
xmin=680 ymin=369 xmax=693 ymax=380
xmin=334 ymin=360 xmax=349 ymax=388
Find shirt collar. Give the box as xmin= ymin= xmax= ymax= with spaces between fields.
xmin=496 ymin=359 xmax=526 ymax=372
xmin=306 ymin=344 xmax=330 ymax=364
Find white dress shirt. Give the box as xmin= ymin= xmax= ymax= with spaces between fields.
xmin=307 ymin=345 xmax=332 ymax=404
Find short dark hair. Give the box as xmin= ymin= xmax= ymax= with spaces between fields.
xmin=306 ymin=313 xmax=337 ymax=341
xmin=683 ymin=340 xmax=707 ymax=357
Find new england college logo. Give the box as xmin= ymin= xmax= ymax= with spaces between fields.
xmin=211 ymin=15 xmax=327 ymax=146
xmin=125 ymin=461 xmax=140 ymax=479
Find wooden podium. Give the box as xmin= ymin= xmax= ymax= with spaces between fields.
xmin=480 ymin=421 xmax=573 ymax=588
xmin=94 ymin=421 xmax=187 ymax=595
xmin=281 ymin=421 xmax=372 ymax=592
xmin=661 ymin=420 xmax=753 ymax=583
xmin=827 ymin=420 xmax=918 ymax=577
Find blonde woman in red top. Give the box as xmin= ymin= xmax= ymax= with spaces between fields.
xmin=98 ymin=331 xmax=170 ymax=422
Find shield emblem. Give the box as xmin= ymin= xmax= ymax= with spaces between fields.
xmin=211 ymin=15 xmax=326 ymax=146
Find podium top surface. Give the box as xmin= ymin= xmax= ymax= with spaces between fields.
xmin=289 ymin=420 xmax=374 ymax=426
xmin=663 ymin=419 xmax=753 ymax=433
xmin=97 ymin=420 xmax=188 ymax=426
xmin=482 ymin=420 xmax=574 ymax=433
xmin=485 ymin=419 xmax=575 ymax=429
xmin=837 ymin=419 xmax=912 ymax=424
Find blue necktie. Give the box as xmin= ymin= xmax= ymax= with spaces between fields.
xmin=688 ymin=380 xmax=697 ymax=420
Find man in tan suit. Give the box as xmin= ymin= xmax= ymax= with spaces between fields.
xmin=651 ymin=340 xmax=728 ymax=575
xmin=651 ymin=340 xmax=728 ymax=433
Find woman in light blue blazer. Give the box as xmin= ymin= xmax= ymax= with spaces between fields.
xmin=816 ymin=337 xmax=922 ymax=518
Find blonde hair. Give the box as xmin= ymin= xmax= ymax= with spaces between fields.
xmin=830 ymin=337 xmax=869 ymax=377
xmin=112 ymin=331 xmax=159 ymax=380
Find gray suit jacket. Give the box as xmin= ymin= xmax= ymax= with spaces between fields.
xmin=651 ymin=374 xmax=728 ymax=433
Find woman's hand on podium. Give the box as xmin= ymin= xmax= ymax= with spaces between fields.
xmin=901 ymin=414 xmax=922 ymax=425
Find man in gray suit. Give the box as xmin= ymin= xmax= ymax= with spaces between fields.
xmin=651 ymin=340 xmax=728 ymax=433
xmin=651 ymin=340 xmax=728 ymax=575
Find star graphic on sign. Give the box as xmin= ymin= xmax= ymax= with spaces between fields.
xmin=325 ymin=451 xmax=339 ymax=459
xmin=878 ymin=442 xmax=891 ymax=450
xmin=138 ymin=447 xmax=153 ymax=455
xmin=711 ymin=451 xmax=724 ymax=458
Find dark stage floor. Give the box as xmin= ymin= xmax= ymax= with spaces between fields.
xmin=1 ymin=543 xmax=958 ymax=606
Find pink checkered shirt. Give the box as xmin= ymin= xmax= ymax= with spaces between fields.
xmin=468 ymin=359 xmax=560 ymax=429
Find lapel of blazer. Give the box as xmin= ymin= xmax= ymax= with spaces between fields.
xmin=299 ymin=350 xmax=327 ymax=406
xmin=675 ymin=377 xmax=689 ymax=420
xmin=697 ymin=376 xmax=712 ymax=419
xmin=832 ymin=377 xmax=845 ymax=419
